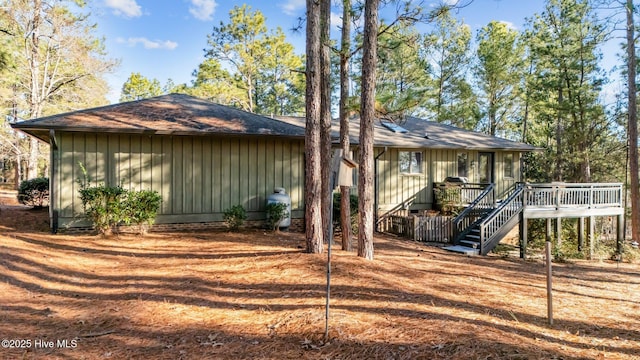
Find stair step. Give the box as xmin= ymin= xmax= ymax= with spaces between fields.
xmin=443 ymin=245 xmax=480 ymax=256
xmin=460 ymin=240 xmax=480 ymax=248
xmin=465 ymin=234 xmax=481 ymax=241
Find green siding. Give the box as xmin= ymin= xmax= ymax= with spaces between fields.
xmin=54 ymin=133 xmax=305 ymax=228
xmin=53 ymin=132 xmax=522 ymax=228
xmin=373 ymin=147 xmax=522 ymax=213
xmin=493 ymin=151 xmax=520 ymax=196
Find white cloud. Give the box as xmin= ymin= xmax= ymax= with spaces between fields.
xmin=189 ymin=0 xmax=218 ymax=21
xmin=105 ymin=0 xmax=142 ymax=18
xmin=279 ymin=0 xmax=305 ymax=16
xmin=498 ymin=20 xmax=518 ymax=31
xmin=117 ymin=37 xmax=178 ymax=50
xmin=429 ymin=0 xmax=463 ymax=8
xmin=330 ymin=12 xmax=342 ymax=29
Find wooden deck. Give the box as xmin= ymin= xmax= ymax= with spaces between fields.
xmin=519 ymin=183 xmax=624 ymax=259
xmin=522 ymin=183 xmax=623 ymax=219
xmin=378 ymin=182 xmax=625 ymax=256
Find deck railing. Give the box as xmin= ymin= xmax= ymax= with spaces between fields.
xmin=379 ymin=182 xmax=623 ymax=249
xmin=479 ymin=183 xmax=525 ymax=255
xmin=385 ymin=214 xmax=453 ymax=243
xmin=434 ymin=182 xmax=492 ymax=206
xmin=376 ymin=193 xmax=418 ymax=232
xmin=452 ymin=183 xmax=495 ymax=242
xmin=524 ymin=183 xmax=623 ymax=210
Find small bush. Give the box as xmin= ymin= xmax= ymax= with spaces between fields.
xmin=265 ymin=202 xmax=288 ymax=231
xmin=333 ymin=192 xmax=358 ymax=235
xmin=18 ymin=177 xmax=49 ymax=208
xmin=434 ymin=185 xmax=463 ymax=216
xmin=223 ymin=205 xmax=247 ymax=231
xmin=78 ymin=184 xmax=127 ymax=236
xmin=621 ymin=242 xmax=640 ymax=263
xmin=122 ymin=190 xmax=162 ymax=235
xmin=77 ymin=162 xmax=162 ymax=236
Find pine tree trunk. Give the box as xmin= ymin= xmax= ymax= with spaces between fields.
xmin=340 ymin=0 xmax=352 ymax=251
xmin=555 ymin=84 xmax=563 ymax=182
xmin=320 ymin=0 xmax=332 ymax=247
xmin=305 ymin=0 xmax=323 ymax=253
xmin=28 ymin=137 xmax=39 ymax=179
xmin=358 ymin=0 xmax=379 ymax=260
xmin=27 ymin=0 xmax=43 ymax=180
xmin=627 ymin=0 xmax=639 ymax=246
xmin=14 ymin=157 xmax=21 ymax=190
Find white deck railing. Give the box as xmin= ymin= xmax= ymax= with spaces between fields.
xmin=524 ymin=183 xmax=623 ymax=210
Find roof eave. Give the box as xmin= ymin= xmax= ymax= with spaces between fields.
xmin=11 ymin=124 xmax=306 ymax=141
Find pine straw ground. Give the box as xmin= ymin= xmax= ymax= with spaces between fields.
xmin=0 ymin=201 xmax=639 ymax=359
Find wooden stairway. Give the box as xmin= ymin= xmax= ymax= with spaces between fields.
xmin=445 ymin=183 xmax=525 ymax=256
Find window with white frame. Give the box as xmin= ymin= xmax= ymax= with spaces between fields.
xmin=399 ymin=151 xmax=423 ymax=174
xmin=504 ymin=153 xmax=514 ymax=178
xmin=457 ymin=153 xmax=468 ymax=178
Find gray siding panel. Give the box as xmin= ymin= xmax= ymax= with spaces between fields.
xmin=55 ymin=133 xmax=305 ymax=228
xmin=201 ymin=139 xmax=212 ymax=213
xmin=374 ymin=147 xmax=518 ymax=213
xmin=173 ymin=137 xmax=183 ymax=214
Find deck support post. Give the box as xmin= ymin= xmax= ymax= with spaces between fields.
xmin=588 ymin=216 xmax=595 ymax=260
xmin=617 ymin=214 xmax=624 ymax=256
xmin=545 ymin=239 xmax=553 ymax=325
xmin=546 ymin=218 xmax=552 ymax=245
xmin=578 ymin=217 xmax=584 ymax=252
xmin=520 ymin=214 xmax=527 ymax=259
xmin=556 ymin=217 xmax=562 ymax=247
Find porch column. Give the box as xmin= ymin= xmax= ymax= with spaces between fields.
xmin=578 ymin=217 xmax=584 ymax=252
xmin=556 ymin=217 xmax=562 ymax=247
xmin=617 ymin=214 xmax=624 ymax=255
xmin=588 ymin=216 xmax=595 ymax=260
xmin=520 ymin=215 xmax=527 ymax=259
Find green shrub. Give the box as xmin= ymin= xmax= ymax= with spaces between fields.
xmin=265 ymin=202 xmax=288 ymax=231
xmin=78 ymin=184 xmax=127 ymax=236
xmin=122 ymin=190 xmax=162 ymax=234
xmin=17 ymin=177 xmax=49 ymax=208
xmin=223 ymin=205 xmax=247 ymax=231
xmin=621 ymin=242 xmax=640 ymax=263
xmin=76 ymin=162 xmax=161 ymax=236
xmin=333 ymin=192 xmax=358 ymax=235
xmin=434 ymin=185 xmax=463 ymax=215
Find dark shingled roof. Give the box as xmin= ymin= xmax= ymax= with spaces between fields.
xmin=13 ymin=94 xmax=537 ymax=152
xmin=275 ymin=116 xmax=537 ymax=151
xmin=401 ymin=116 xmax=537 ymax=151
xmin=11 ymin=94 xmax=306 ymax=142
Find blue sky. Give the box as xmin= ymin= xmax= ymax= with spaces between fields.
xmin=93 ymin=0 xmax=621 ymax=104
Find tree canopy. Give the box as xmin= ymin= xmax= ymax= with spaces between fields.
xmin=0 ymin=0 xmax=116 ymax=180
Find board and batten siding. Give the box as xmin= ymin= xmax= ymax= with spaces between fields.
xmin=492 ymin=151 xmax=520 ymax=196
xmin=53 ymin=132 xmax=305 ymax=228
xmin=374 ymin=147 xmax=522 ymax=213
xmin=376 ymin=147 xmax=432 ymax=212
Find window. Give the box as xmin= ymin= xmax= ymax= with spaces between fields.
xmin=504 ymin=153 xmax=514 ymax=178
xmin=399 ymin=151 xmax=423 ymax=174
xmin=457 ymin=153 xmax=468 ymax=178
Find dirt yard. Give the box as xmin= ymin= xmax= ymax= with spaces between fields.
xmin=0 ymin=201 xmax=639 ymax=359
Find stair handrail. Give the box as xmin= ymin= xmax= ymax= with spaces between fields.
xmin=376 ymin=192 xmax=419 ymax=230
xmin=479 ymin=182 xmax=525 ymax=255
xmin=452 ymin=183 xmax=494 ymax=243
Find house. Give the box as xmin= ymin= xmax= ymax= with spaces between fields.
xmin=12 ymin=94 xmax=307 ymax=232
xmin=12 ymin=94 xmax=538 ymax=234
xmin=16 ymin=94 xmax=620 ymax=257
xmin=277 ymin=115 xmax=623 ymax=257
xmin=276 ymin=115 xmax=537 ymax=217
